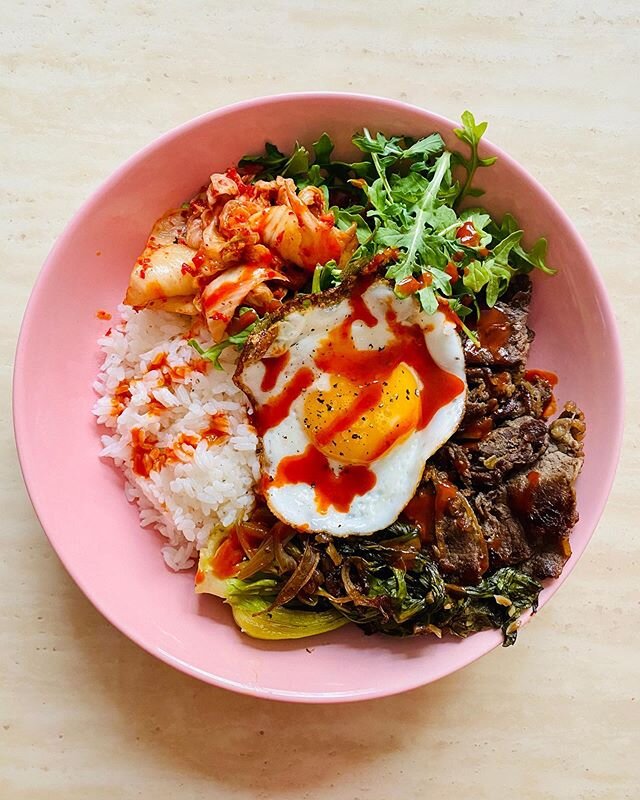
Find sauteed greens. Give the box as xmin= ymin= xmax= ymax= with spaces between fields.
xmin=204 ymin=520 xmax=542 ymax=646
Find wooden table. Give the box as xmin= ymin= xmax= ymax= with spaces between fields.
xmin=2 ymin=2 xmax=638 ymax=797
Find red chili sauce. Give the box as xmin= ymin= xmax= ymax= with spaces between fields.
xmin=472 ymin=307 xmax=513 ymax=359
xmin=210 ymin=530 xmax=245 ymax=578
xmin=525 ymin=369 xmax=559 ymax=418
xmin=403 ymin=485 xmax=436 ymax=543
xmin=270 ymin=444 xmax=377 ymax=514
xmin=509 ymin=470 xmax=541 ymax=517
xmin=259 ymin=277 xmax=465 ymax=514
xmin=455 ymin=221 xmax=481 ymax=247
xmin=260 ymin=351 xmax=291 ymax=392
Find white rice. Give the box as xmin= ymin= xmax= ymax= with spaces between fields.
xmin=92 ymin=305 xmax=260 ymax=571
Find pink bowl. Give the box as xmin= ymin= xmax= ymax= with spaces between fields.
xmin=14 ymin=93 xmax=623 ymax=702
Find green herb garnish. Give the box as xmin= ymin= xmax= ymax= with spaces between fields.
xmin=188 ymin=320 xmax=258 ymax=370
xmin=240 ymin=111 xmax=555 ymax=321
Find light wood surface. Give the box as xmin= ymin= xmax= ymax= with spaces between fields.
xmin=2 ymin=2 xmax=638 ymax=798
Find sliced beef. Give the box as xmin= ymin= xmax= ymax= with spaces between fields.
xmin=496 ymin=375 xmax=552 ymax=422
xmin=436 ymin=415 xmax=549 ymax=489
xmin=474 ymin=489 xmax=533 ymax=567
xmin=520 ymin=551 xmax=567 ymax=580
xmin=507 ymin=443 xmax=581 ymax=540
xmin=463 ymin=276 xmax=534 ymax=368
xmin=432 ymin=442 xmax=472 ymax=484
xmin=424 ymin=469 xmax=489 ymax=584
xmin=504 ymin=407 xmax=584 ymax=581
xmin=456 ymin=368 xmax=552 ymax=443
xmin=467 ymin=416 xmax=548 ymax=487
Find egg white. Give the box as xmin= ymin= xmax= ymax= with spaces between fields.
xmin=241 ymin=281 xmax=466 ymax=535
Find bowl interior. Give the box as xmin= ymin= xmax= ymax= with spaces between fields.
xmin=14 ymin=94 xmax=623 ymax=701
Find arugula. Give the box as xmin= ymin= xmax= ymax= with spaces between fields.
xmin=490 ymin=213 xmax=557 ymax=276
xmin=239 ymin=111 xmax=556 ymax=323
xmin=239 ymin=141 xmax=309 ymax=179
xmin=188 ymin=321 xmax=258 ymax=370
xmin=311 ymin=260 xmax=341 ymax=293
xmin=452 ymin=110 xmax=497 ymax=207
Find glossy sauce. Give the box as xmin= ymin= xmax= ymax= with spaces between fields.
xmin=202 ymin=266 xmax=282 ymax=319
xmin=455 ymin=221 xmax=481 ymax=247
xmin=201 ymin=268 xmax=250 ymax=315
xmin=312 ymin=380 xmax=385 ymax=449
xmin=313 ymin=300 xmax=465 ymax=440
xmin=525 ymin=369 xmax=559 ymax=418
xmin=210 ymin=530 xmax=245 ymax=578
xmin=270 ymin=444 xmax=377 ymax=513
xmin=434 ymin=478 xmax=458 ymax=519
xmin=260 ymin=351 xmax=291 ymax=392
xmin=225 ymin=167 xmax=256 ymax=198
xmin=403 ymin=486 xmax=436 ymax=543
xmin=228 ymin=308 xmax=259 ymax=335
xmin=254 ymin=367 xmax=315 ymax=436
xmin=146 ymin=351 xmax=207 ymax=387
xmin=111 ymin=379 xmax=132 ymax=415
xmin=444 ymin=262 xmax=459 ymax=284
xmin=130 ymin=428 xmax=199 ymax=478
xmin=437 ymin=299 xmax=463 ymax=329
xmin=258 ymin=278 xmax=464 ymax=513
xmin=525 ymin=369 xmax=558 ymax=387
xmin=130 ymin=428 xmax=159 ymax=478
xmin=509 ymin=470 xmax=540 ymax=517
xmin=201 ymin=413 xmax=230 ymax=444
xmin=472 ymin=307 xmax=513 ymax=358
xmin=460 ymin=416 xmax=494 ymax=440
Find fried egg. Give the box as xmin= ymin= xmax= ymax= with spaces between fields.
xmin=234 ymin=277 xmax=466 ymax=535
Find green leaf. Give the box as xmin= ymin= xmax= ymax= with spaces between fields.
xmin=395 ymin=151 xmax=452 ymax=278
xmin=228 ymin=593 xmax=348 ymax=640
xmin=365 ymin=177 xmax=394 ymax=215
xmin=490 ymin=213 xmax=556 ymax=276
xmin=389 ymin=172 xmax=430 ymax=205
xmin=516 ymin=236 xmax=556 ymax=276
xmin=459 ymin=208 xmax=491 ymax=231
xmin=239 ymin=141 xmax=311 ymax=180
xmin=311 ymin=260 xmax=341 ymax=293
xmin=239 ymin=141 xmax=287 ymax=174
xmin=312 ymin=132 xmax=334 ymax=165
xmin=282 ymin=143 xmax=310 ymax=177
xmin=403 ymin=132 xmax=445 ymax=159
xmin=454 ymin=110 xmax=488 ymax=147
xmin=331 ymin=206 xmax=371 ymax=244
xmin=188 ymin=322 xmax=257 ymax=370
xmin=486 ymin=274 xmax=501 ymax=307
xmin=417 ymin=237 xmax=450 ymax=271
xmin=417 ymin=285 xmax=438 ymax=314
xmin=452 ymin=110 xmax=497 ymax=208
xmin=352 ymin=130 xmax=404 ymax=159
xmin=463 ymin=259 xmax=491 ymax=293
xmin=492 ymin=230 xmax=523 ymax=264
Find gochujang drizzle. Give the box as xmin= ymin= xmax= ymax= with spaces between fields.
xmin=257 ymin=278 xmax=465 ymax=513
xmin=260 ymin=351 xmax=291 ymax=392
xmin=270 ymin=444 xmax=377 ymax=513
xmin=472 ymin=307 xmax=513 ymax=359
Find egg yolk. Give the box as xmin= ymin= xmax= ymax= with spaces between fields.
xmin=302 ymin=362 xmax=421 ymax=465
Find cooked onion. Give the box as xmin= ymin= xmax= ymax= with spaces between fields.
xmin=269 ymin=539 xmax=320 ymax=610
xmin=234 ymin=535 xmax=275 ymax=580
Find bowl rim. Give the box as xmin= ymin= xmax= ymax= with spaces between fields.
xmin=13 ymin=92 xmax=625 ymax=702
